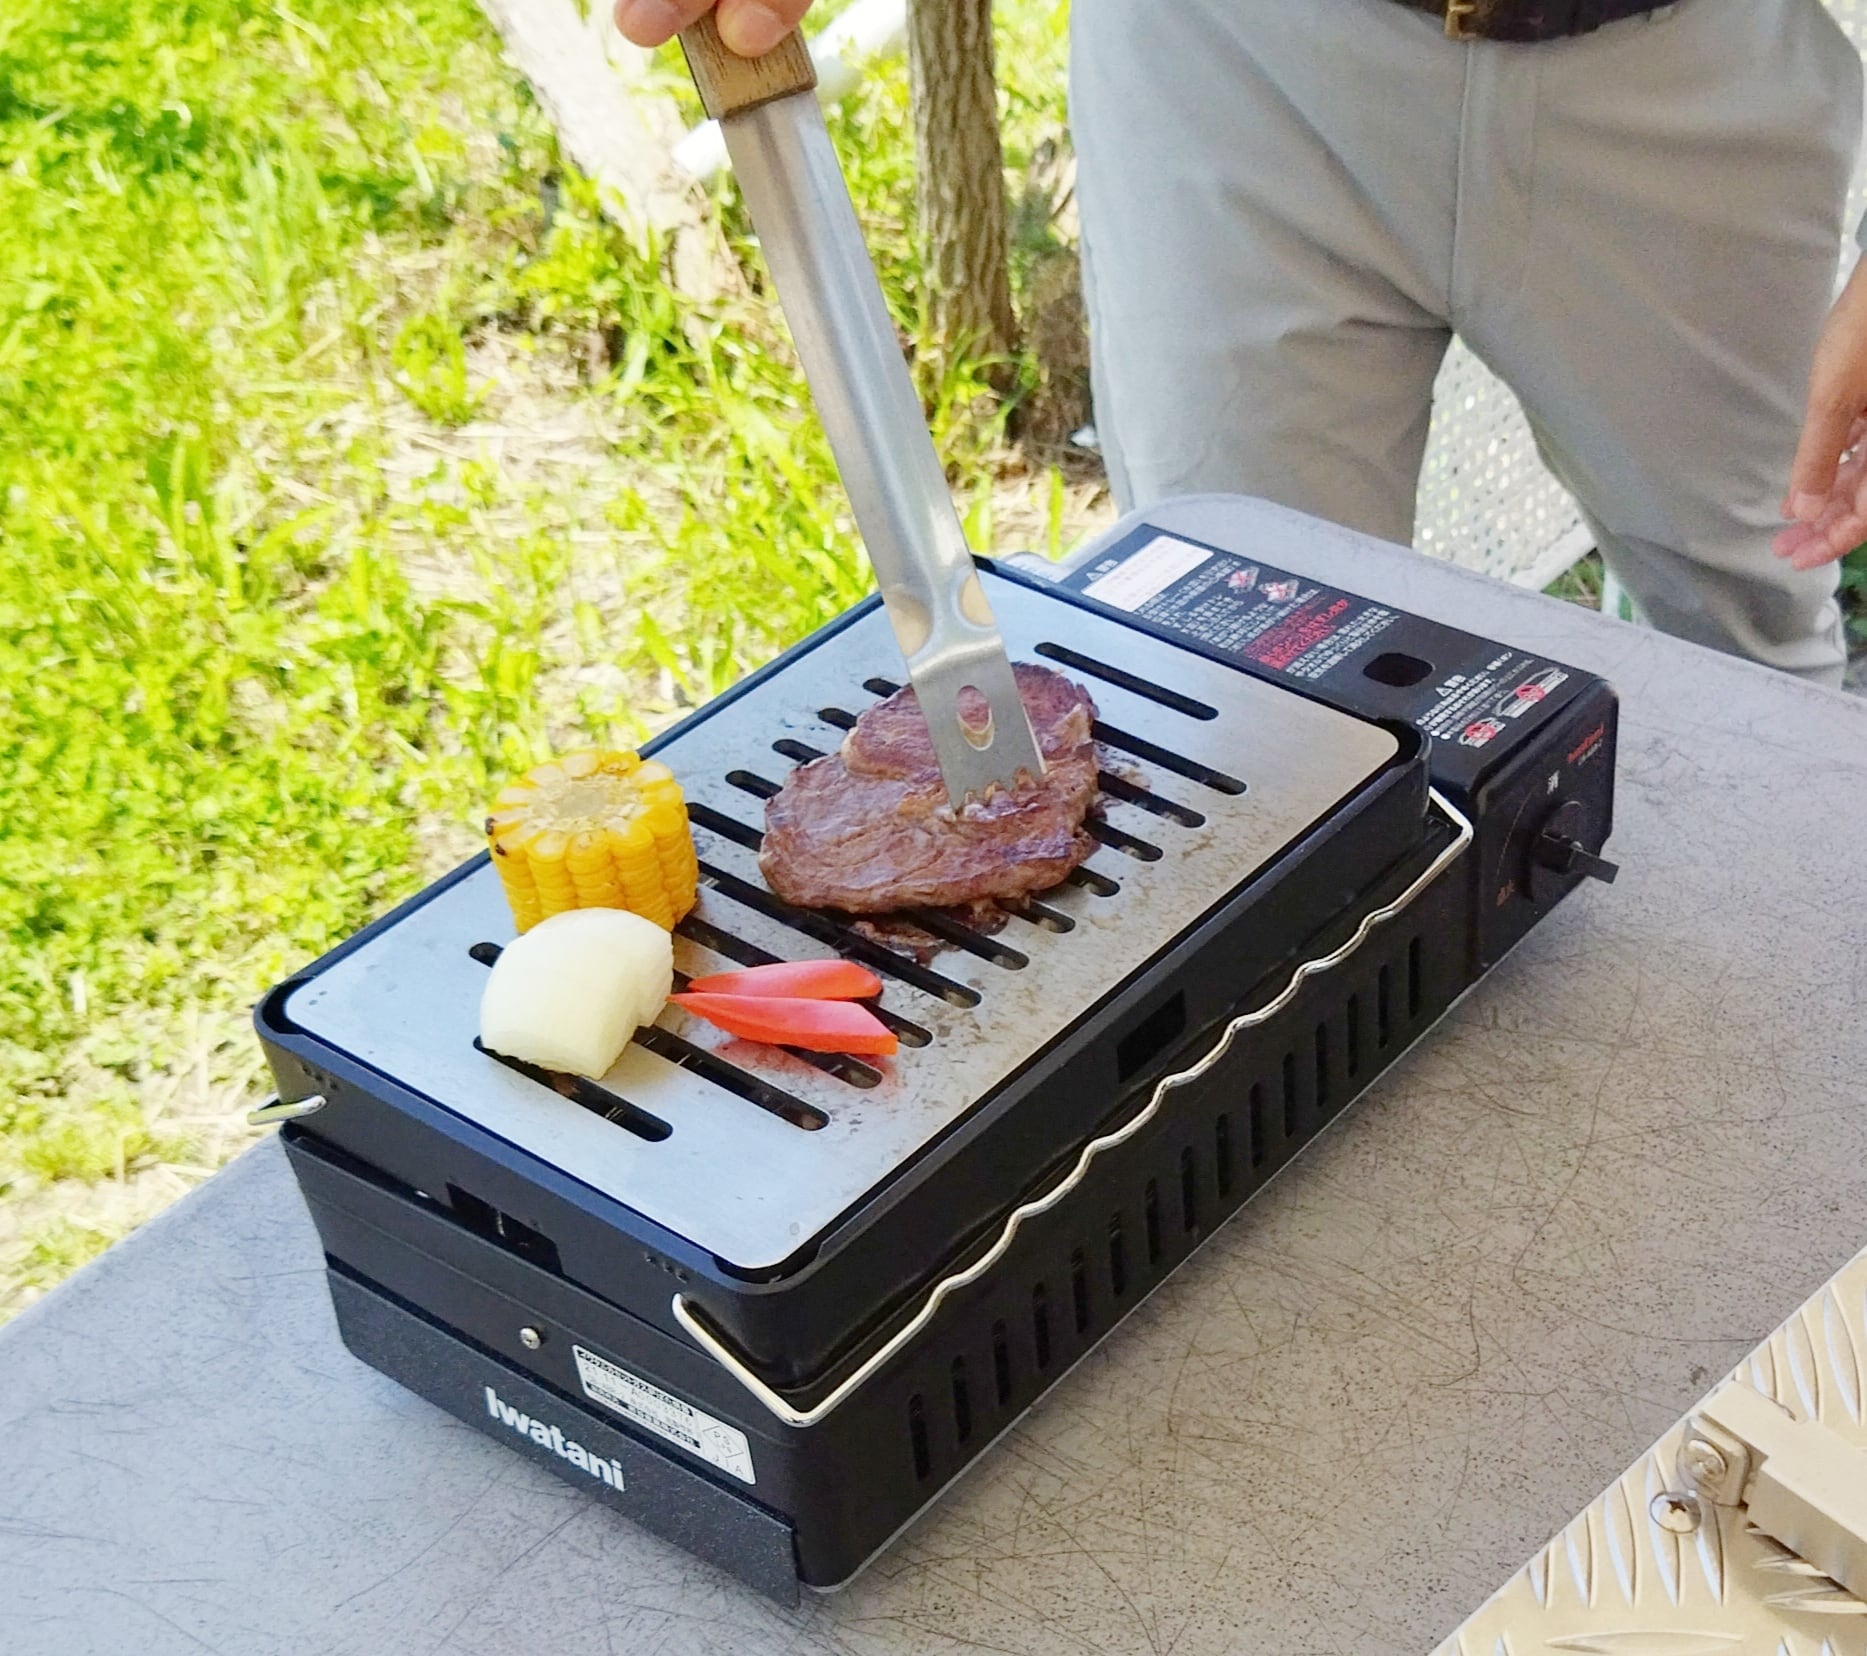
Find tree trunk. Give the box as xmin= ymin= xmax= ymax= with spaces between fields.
xmin=905 ymin=0 xmax=1017 ymax=374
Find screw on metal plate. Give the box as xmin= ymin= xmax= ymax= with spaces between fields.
xmin=1649 ymin=1491 xmax=1703 ymax=1534
xmin=519 ymin=1327 xmax=544 ymax=1351
xmin=1681 ymin=1438 xmax=1730 ymax=1486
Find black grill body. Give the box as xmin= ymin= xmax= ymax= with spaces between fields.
xmin=258 ymin=509 xmax=1618 ymax=1602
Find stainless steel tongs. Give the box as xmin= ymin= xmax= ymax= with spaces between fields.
xmin=678 ymin=17 xmax=1045 ymax=808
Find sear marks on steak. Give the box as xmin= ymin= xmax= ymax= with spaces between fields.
xmin=760 ymin=664 xmax=1100 ymax=914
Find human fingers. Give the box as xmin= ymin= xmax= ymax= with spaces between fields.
xmin=1785 ymin=267 xmax=1867 ymax=521
xmin=715 ymin=0 xmax=813 ymax=55
xmin=613 ymin=0 xmax=714 ymax=49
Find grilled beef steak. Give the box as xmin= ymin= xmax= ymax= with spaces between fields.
xmin=760 ymin=664 xmax=1100 ymax=913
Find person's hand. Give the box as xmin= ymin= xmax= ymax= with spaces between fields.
xmin=1778 ymin=260 xmax=1867 ymax=570
xmin=613 ymin=0 xmax=812 ymax=56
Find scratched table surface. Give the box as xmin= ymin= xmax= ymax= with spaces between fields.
xmin=3 ymin=496 xmax=1865 ymax=1656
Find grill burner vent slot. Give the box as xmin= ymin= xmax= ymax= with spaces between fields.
xmin=1093 ymin=722 xmax=1247 ymax=796
xmin=1116 ymin=990 xmax=1187 ymax=1083
xmin=633 ymin=1027 xmax=830 ymax=1131
xmin=445 ymin=1184 xmax=562 ymax=1273
xmin=1095 ymin=771 xmax=1205 ymax=827
xmin=1085 ymin=819 xmax=1163 ymax=863
xmin=1033 ymin=640 xmax=1219 ymax=721
xmin=470 ymin=1039 xmax=673 ymax=1143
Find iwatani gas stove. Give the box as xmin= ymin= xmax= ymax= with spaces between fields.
xmin=255 ymin=498 xmax=1619 ymax=1604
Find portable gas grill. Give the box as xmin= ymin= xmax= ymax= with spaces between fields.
xmin=257 ymin=504 xmax=1620 ymax=1603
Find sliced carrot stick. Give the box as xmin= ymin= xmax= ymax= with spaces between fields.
xmin=670 ymin=992 xmax=898 ymax=1056
xmin=685 ymin=959 xmax=883 ymax=1001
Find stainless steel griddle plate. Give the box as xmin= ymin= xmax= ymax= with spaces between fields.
xmin=285 ymin=572 xmax=1400 ymax=1270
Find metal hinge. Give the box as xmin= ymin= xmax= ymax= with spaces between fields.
xmin=1681 ymin=1383 xmax=1867 ymax=1602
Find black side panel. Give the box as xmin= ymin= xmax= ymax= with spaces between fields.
xmin=326 ymin=1265 xmax=803 ymax=1605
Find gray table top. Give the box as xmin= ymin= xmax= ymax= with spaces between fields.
xmin=4 ymin=496 xmax=1865 ymax=1656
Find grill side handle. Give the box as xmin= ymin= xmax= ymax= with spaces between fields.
xmin=671 ymin=787 xmax=1478 ymax=1430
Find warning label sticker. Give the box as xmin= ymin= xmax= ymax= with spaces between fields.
xmin=572 ymin=1345 xmax=756 ymax=1485
xmin=1068 ymin=534 xmax=1402 ymax=682
xmin=1061 ymin=529 xmax=1582 ymax=772
xmin=1079 ymin=534 xmax=1215 ymax=611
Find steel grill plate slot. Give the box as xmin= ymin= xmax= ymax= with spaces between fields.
xmin=283 ymin=571 xmax=1399 ymax=1270
xmin=684 ymin=803 xmax=764 ymax=852
xmin=1033 ymin=640 xmax=1219 ymax=721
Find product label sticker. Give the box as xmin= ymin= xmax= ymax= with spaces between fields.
xmin=572 ymin=1345 xmax=756 ymax=1485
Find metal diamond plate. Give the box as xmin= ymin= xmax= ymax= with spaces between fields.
xmin=1437 ymin=1250 xmax=1867 ymax=1655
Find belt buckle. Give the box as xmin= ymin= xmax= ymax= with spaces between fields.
xmin=1444 ymin=0 xmax=1480 ymax=37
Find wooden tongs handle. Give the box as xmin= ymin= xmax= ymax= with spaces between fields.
xmin=678 ymin=11 xmax=817 ymax=122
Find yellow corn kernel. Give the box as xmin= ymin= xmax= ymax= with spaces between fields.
xmin=484 ymin=749 xmax=699 ymax=933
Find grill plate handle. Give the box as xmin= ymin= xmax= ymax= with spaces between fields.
xmin=672 ymin=787 xmax=1477 ymax=1428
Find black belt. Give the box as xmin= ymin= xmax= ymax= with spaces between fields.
xmin=1398 ymin=0 xmax=1673 ymax=41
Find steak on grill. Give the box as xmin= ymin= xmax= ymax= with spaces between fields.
xmin=760 ymin=664 xmax=1100 ymax=913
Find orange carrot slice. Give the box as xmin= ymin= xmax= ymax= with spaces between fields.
xmin=684 ymin=960 xmax=883 ymax=1001
xmin=670 ymin=993 xmax=897 ymax=1056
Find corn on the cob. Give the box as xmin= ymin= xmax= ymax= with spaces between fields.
xmin=484 ymin=750 xmax=699 ymax=934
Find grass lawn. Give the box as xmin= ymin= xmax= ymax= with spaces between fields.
xmin=0 ymin=0 xmax=1094 ymax=1312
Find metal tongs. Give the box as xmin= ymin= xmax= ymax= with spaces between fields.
xmin=678 ymin=17 xmax=1045 ymax=808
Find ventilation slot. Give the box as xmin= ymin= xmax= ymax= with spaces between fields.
xmin=674 ymin=914 xmax=932 ymax=1047
xmin=631 ymin=1027 xmax=828 ymax=1131
xmin=1315 ymin=1023 xmax=1332 ymax=1114
xmin=685 ymin=801 xmax=764 ymax=852
xmin=1001 ymin=895 xmax=1075 ymax=933
xmin=1346 ymin=994 xmax=1362 ymax=1079
xmin=468 ymin=941 xmax=504 ymax=967
xmin=951 ymin=1358 xmax=973 ymax=1445
xmin=894 ymin=906 xmax=1028 ymax=970
xmin=1249 ymin=1082 xmax=1268 ymax=1167
xmin=726 ymin=769 xmax=780 ymax=801
xmin=1095 ymin=770 xmax=1206 ymax=827
xmin=1215 ymin=1112 xmax=1234 ymax=1198
xmin=1377 ymin=965 xmax=1393 ymax=1049
xmin=696 ymin=860 xmax=981 ymax=1008
xmin=817 ymin=706 xmax=858 ymax=731
xmin=908 ymin=1395 xmax=931 ymax=1481
xmin=1070 ymin=1247 xmax=1090 ymax=1334
xmin=1034 ymin=641 xmax=1219 ymax=720
xmin=446 ymin=1185 xmax=563 ymax=1274
xmin=1283 ymin=1051 xmax=1300 ymax=1138
xmin=1408 ymin=936 xmax=1424 ymax=1020
xmin=1143 ymin=1179 xmax=1162 ymax=1264
xmin=1064 ymin=864 xmax=1121 ymax=898
xmin=1180 ymin=1146 xmax=1199 ymax=1233
xmin=1117 ymin=990 xmax=1186 ymax=1083
xmin=1084 ymin=819 xmax=1164 ymax=862
xmin=863 ymin=677 xmax=903 ymax=698
xmin=772 ymin=738 xmax=824 ymax=765
xmin=473 ymin=1042 xmax=673 ymax=1142
xmin=992 ymin=1320 xmax=1012 ymax=1406
xmin=1108 ymin=1212 xmax=1128 ymax=1298
xmin=1031 ymin=1283 xmax=1052 ymax=1369
xmin=1092 ymin=721 xmax=1247 ymax=795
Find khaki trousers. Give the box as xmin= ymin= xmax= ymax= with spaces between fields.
xmin=1072 ymin=0 xmax=1863 ymax=683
